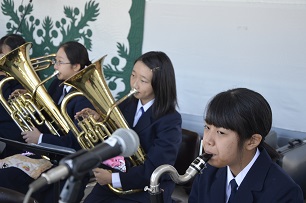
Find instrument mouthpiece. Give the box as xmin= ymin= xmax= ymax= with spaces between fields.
xmin=200 ymin=153 xmax=213 ymax=162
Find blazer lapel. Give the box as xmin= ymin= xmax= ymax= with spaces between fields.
xmin=234 ymin=148 xmax=272 ymax=202
xmin=210 ymin=167 xmax=227 ymax=203
xmin=119 ymin=99 xmax=153 ymax=132
xmin=120 ymin=100 xmax=137 ymax=128
xmin=133 ymin=106 xmax=152 ymax=133
xmin=49 ymin=80 xmax=63 ymax=104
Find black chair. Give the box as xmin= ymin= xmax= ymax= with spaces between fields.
xmin=171 ymin=128 xmax=201 ymax=203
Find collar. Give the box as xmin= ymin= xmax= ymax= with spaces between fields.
xmin=64 ymin=85 xmax=72 ymax=93
xmin=136 ymin=99 xmax=154 ymax=113
xmin=227 ymin=148 xmax=260 ymax=189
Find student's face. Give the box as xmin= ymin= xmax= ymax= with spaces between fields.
xmin=130 ymin=61 xmax=155 ymax=105
xmin=54 ymin=47 xmax=80 ymax=80
xmin=202 ymin=124 xmax=243 ymax=170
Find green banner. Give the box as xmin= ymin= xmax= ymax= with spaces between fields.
xmin=0 ymin=0 xmax=145 ymax=98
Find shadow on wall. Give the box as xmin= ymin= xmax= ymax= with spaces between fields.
xmin=181 ymin=113 xmax=306 ymax=147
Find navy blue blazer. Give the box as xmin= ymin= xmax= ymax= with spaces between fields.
xmin=0 ymin=78 xmax=93 ymax=203
xmin=0 ymin=76 xmax=23 ymax=132
xmin=40 ymin=78 xmax=94 ymax=151
xmin=189 ymin=147 xmax=304 ymax=203
xmin=0 ymin=76 xmax=24 ymax=157
xmin=116 ymin=97 xmax=182 ymax=202
xmin=0 ymin=76 xmax=23 ymax=121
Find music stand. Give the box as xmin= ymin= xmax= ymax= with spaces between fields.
xmin=0 ymin=137 xmax=75 ymax=162
xmin=0 ymin=137 xmax=76 ymax=203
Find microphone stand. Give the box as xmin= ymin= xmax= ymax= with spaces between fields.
xmin=57 ymin=149 xmax=91 ymax=203
xmin=15 ymin=0 xmax=33 ymax=34
xmin=59 ymin=175 xmax=84 ymax=203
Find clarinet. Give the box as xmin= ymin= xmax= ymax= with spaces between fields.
xmin=144 ymin=153 xmax=212 ymax=203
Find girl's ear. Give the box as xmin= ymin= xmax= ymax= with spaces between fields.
xmin=72 ymin=64 xmax=81 ymax=72
xmin=246 ymin=134 xmax=262 ymax=150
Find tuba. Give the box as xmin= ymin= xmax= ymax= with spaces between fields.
xmin=0 ymin=42 xmax=70 ymax=136
xmin=61 ymin=55 xmax=146 ymax=194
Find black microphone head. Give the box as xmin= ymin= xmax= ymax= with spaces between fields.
xmin=111 ymin=128 xmax=140 ymax=157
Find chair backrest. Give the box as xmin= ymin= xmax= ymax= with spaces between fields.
xmin=0 ymin=142 xmax=5 ymax=153
xmin=174 ymin=129 xmax=201 ymax=175
xmin=265 ymin=130 xmax=279 ymax=149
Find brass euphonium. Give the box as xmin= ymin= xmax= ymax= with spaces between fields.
xmin=60 ymin=55 xmax=146 ymax=195
xmin=31 ymin=53 xmax=56 ymax=71
xmin=0 ymin=42 xmax=70 ymax=136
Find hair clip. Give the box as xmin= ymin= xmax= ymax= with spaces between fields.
xmin=151 ymin=67 xmax=160 ymax=72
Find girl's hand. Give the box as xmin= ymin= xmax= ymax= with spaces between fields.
xmin=92 ymin=168 xmax=112 ymax=186
xmin=75 ymin=108 xmax=102 ymax=122
xmin=9 ymin=89 xmax=28 ymax=99
xmin=0 ymin=71 xmax=6 ymax=76
xmin=21 ymin=127 xmax=41 ymax=144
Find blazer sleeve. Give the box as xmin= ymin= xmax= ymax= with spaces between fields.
xmin=0 ymin=76 xmax=23 ymax=122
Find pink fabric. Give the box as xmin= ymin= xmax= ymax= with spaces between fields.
xmin=102 ymin=156 xmax=126 ymax=172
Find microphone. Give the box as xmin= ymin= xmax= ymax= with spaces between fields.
xmin=28 ymin=128 xmax=140 ymax=192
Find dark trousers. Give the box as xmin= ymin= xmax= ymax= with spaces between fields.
xmin=0 ymin=167 xmax=89 ymax=203
xmin=84 ymin=184 xmax=146 ymax=203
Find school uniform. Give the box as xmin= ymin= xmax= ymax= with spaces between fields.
xmin=41 ymin=78 xmax=93 ymax=151
xmin=189 ymin=147 xmax=304 ymax=203
xmin=0 ymin=76 xmax=24 ymax=157
xmin=84 ymin=97 xmax=182 ymax=203
xmin=0 ymin=78 xmax=94 ymax=203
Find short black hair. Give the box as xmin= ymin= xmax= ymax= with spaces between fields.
xmin=0 ymin=34 xmax=26 ymax=53
xmin=59 ymin=41 xmax=91 ymax=70
xmin=206 ymin=88 xmax=272 ymax=144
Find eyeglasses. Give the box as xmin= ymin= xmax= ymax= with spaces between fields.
xmin=52 ymin=59 xmax=71 ymax=66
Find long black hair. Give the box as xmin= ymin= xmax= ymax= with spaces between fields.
xmin=134 ymin=51 xmax=178 ymax=119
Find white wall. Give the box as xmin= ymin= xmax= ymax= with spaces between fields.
xmin=142 ymin=0 xmax=306 ymax=135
